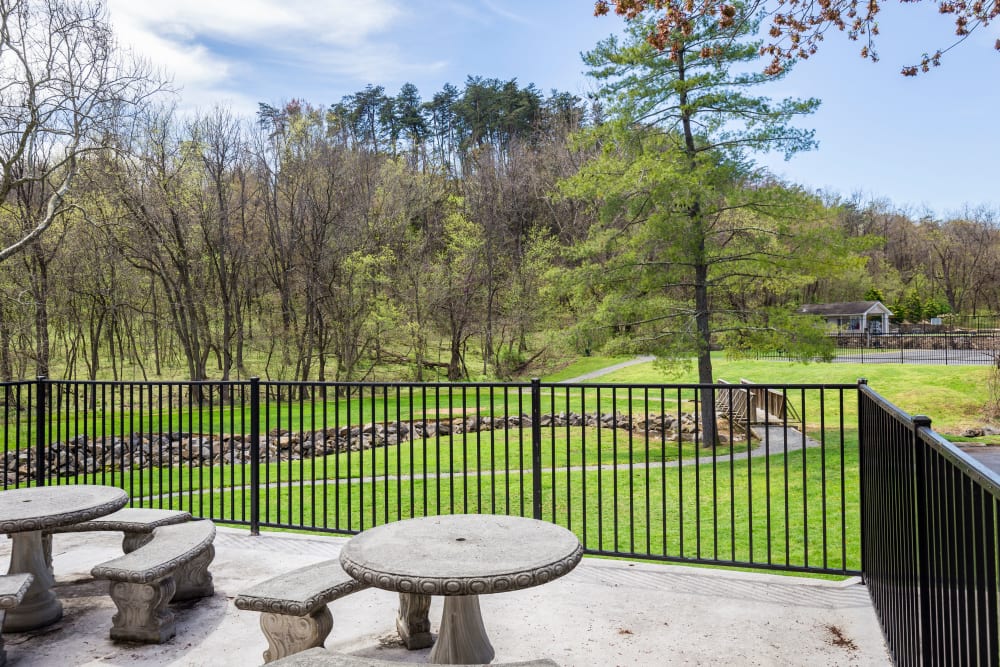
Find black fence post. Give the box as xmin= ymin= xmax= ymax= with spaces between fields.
xmin=912 ymin=414 xmax=933 ymax=665
xmin=249 ymin=377 xmax=261 ymax=536
xmin=34 ymin=376 xmax=46 ymax=487
xmin=857 ymin=378 xmax=867 ymax=579
xmin=530 ymin=378 xmax=543 ymax=520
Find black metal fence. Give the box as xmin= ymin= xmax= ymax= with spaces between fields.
xmin=757 ymin=332 xmax=1000 ymax=365
xmin=5 ymin=375 xmax=999 ymax=662
xmin=2 ymin=377 xmax=860 ymax=576
xmin=935 ymin=314 xmax=1000 ymax=331
xmin=859 ymin=381 xmax=1000 ymax=665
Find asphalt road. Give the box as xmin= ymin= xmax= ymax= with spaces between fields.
xmin=958 ymin=445 xmax=1000 ymax=477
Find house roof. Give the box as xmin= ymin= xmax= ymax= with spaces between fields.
xmin=796 ymin=301 xmax=893 ymax=317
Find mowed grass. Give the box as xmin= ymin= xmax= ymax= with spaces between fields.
xmin=539 ymin=355 xmax=632 ymax=382
xmin=6 ymin=380 xmax=737 ymax=452
xmin=52 ymin=426 xmax=751 ymax=500
xmin=594 ymin=356 xmax=990 ymax=434
xmin=139 ymin=429 xmax=859 ymax=573
xmin=2 ymin=357 xmax=978 ymax=454
xmin=25 ymin=357 xmax=970 ymax=574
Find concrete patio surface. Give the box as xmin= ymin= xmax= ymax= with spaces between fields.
xmin=2 ymin=526 xmax=889 ymax=666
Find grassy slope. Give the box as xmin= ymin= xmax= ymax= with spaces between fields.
xmin=29 ymin=356 xmax=983 ymax=575
xmin=147 ymin=437 xmax=858 ymax=573
xmin=586 ymin=356 xmax=990 ymax=435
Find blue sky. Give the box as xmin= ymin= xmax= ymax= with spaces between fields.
xmin=105 ymin=1 xmax=1000 ymax=217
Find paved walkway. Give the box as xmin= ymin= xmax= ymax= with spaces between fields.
xmin=557 ymin=356 xmax=656 ymax=383
xmin=3 ymin=527 xmax=889 ymax=666
xmin=135 ymin=423 xmax=817 ymax=507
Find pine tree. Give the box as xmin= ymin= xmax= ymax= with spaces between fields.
xmin=561 ymin=5 xmax=858 ymax=443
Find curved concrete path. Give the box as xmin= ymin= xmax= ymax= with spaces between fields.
xmin=135 ymin=423 xmax=820 ymax=506
xmin=137 ymin=358 xmax=823 ymax=505
xmin=557 ymin=355 xmax=655 ymax=383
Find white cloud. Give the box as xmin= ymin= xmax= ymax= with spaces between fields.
xmin=108 ymin=0 xmax=401 ymax=46
xmin=104 ymin=0 xmax=414 ymax=114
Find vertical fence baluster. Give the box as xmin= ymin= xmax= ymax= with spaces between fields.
xmin=530 ymin=378 xmax=542 ymax=521
xmin=913 ymin=415 xmax=933 ymax=665
xmin=249 ymin=377 xmax=260 ymax=536
xmin=34 ymin=376 xmax=45 ymax=487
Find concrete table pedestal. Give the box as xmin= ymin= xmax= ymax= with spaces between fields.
xmin=5 ymin=532 xmax=60 ymax=631
xmin=430 ymin=595 xmax=494 ymax=664
xmin=0 ymin=485 xmax=129 ymax=632
xmin=340 ymin=514 xmax=583 ymax=665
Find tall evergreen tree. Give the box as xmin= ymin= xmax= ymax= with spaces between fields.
xmin=562 ymin=5 xmax=856 ymax=443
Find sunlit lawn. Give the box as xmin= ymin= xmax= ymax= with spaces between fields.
xmin=54 ymin=426 xmax=751 ymax=498
xmin=136 ymin=429 xmax=860 ymax=574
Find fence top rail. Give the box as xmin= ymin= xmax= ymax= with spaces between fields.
xmin=918 ymin=426 xmax=1000 ymax=498
xmin=22 ymin=378 xmax=861 ymax=391
xmin=259 ymin=380 xmax=533 ymax=389
xmin=43 ymin=379 xmax=250 ymax=388
xmin=552 ymin=381 xmax=859 ymax=391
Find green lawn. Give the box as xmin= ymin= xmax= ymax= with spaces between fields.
xmin=16 ymin=356 xmax=977 ymax=575
xmin=539 ymin=355 xmax=632 ymax=382
xmin=594 ymin=357 xmax=990 ymax=434
xmin=4 ymin=357 xmax=980 ymax=453
xmin=139 ymin=429 xmax=859 ymax=573
xmin=56 ymin=426 xmax=751 ymax=500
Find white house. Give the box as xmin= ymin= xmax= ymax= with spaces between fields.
xmin=796 ymin=301 xmax=893 ymax=334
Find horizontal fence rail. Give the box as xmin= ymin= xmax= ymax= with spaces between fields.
xmin=859 ymin=382 xmax=1000 ymax=666
xmin=758 ymin=332 xmax=1000 ymax=365
xmin=0 ymin=377 xmax=861 ymax=576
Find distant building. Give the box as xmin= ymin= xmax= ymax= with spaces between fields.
xmin=796 ymin=301 xmax=893 ymax=335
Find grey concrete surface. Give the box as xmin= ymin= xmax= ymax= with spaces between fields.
xmin=1 ymin=526 xmax=890 ymax=666
xmin=958 ymin=444 xmax=1000 ymax=476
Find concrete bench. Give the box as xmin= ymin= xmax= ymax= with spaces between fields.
xmin=91 ymin=519 xmax=215 ymax=643
xmin=43 ymin=508 xmax=192 ymax=568
xmin=267 ymin=647 xmax=560 ymax=666
xmin=0 ymin=573 xmax=32 ymax=667
xmin=235 ymin=559 xmax=432 ymax=663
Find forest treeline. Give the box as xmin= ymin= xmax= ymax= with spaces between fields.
xmin=0 ymin=76 xmax=997 ymax=383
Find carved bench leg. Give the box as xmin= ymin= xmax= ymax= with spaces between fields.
xmin=396 ymin=592 xmax=433 ymax=649
xmin=172 ymin=545 xmax=215 ymax=601
xmin=107 ymin=577 xmax=177 ymax=643
xmin=260 ymin=607 xmax=333 ymax=664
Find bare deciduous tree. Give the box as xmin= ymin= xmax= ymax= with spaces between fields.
xmin=0 ymin=0 xmax=164 ymax=263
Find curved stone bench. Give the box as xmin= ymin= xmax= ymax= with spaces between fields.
xmin=0 ymin=574 xmax=32 ymax=667
xmin=235 ymin=559 xmax=431 ymax=664
xmin=91 ymin=519 xmax=215 ymax=643
xmin=267 ymin=647 xmax=560 ymax=666
xmin=44 ymin=507 xmax=191 ymax=559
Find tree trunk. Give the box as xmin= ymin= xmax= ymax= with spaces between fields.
xmin=448 ymin=330 xmax=464 ymax=381
xmin=30 ymin=243 xmax=50 ymax=378
xmin=695 ymin=259 xmax=717 ymax=447
xmin=678 ymin=48 xmax=716 ymax=447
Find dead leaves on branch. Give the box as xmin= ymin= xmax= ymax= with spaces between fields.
xmin=594 ymin=0 xmax=1000 ymax=75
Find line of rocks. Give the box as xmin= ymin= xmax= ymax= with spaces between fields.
xmin=3 ymin=411 xmax=749 ymax=482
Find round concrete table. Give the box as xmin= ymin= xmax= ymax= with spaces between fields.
xmin=340 ymin=514 xmax=583 ymax=665
xmin=0 ymin=485 xmax=128 ymax=631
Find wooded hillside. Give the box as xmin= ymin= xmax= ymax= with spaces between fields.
xmin=1 ymin=76 xmax=996 ymax=383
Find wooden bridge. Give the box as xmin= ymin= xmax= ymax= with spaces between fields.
xmin=715 ymin=379 xmax=801 ymax=425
